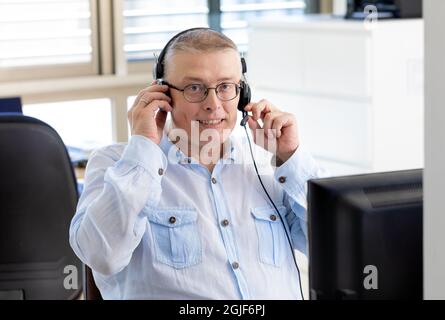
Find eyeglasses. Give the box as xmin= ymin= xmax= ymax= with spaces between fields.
xmin=162 ymin=81 xmax=240 ymax=103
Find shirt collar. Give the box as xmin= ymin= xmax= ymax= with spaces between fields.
xmin=159 ymin=133 xmax=237 ymax=165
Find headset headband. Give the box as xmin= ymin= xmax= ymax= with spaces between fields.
xmin=153 ymin=27 xmax=247 ymax=79
xmin=154 ymin=27 xmax=210 ymax=80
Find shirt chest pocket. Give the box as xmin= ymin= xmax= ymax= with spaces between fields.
xmin=147 ymin=208 xmax=202 ymax=269
xmin=251 ymin=205 xmax=288 ymax=267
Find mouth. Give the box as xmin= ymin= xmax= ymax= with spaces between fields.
xmin=197 ymin=119 xmax=225 ymax=127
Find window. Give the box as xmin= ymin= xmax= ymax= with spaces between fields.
xmin=221 ymin=0 xmax=306 ymax=52
xmin=0 ymin=0 xmax=98 ymax=81
xmin=23 ymin=98 xmax=113 ymax=148
xmin=123 ymin=0 xmax=305 ymax=63
xmin=123 ymin=0 xmax=209 ymax=62
xmin=127 ymin=95 xmax=137 ymax=108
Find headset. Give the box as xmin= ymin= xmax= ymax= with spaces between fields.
xmin=153 ymin=27 xmax=251 ymax=126
xmin=153 ymin=28 xmax=304 ymax=300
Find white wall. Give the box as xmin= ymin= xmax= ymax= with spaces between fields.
xmin=424 ymin=0 xmax=445 ymax=300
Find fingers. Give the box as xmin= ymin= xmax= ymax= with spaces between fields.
xmin=271 ymin=114 xmax=292 ymax=138
xmin=262 ymin=111 xmax=281 ymax=138
xmin=244 ymin=100 xmax=294 ymax=138
xmin=262 ymin=112 xmax=294 ymax=138
xmin=129 ymin=93 xmax=172 ymax=123
xmin=128 ymin=99 xmax=172 ymax=128
xmin=127 ymin=81 xmax=173 ymax=142
xmin=263 ymin=111 xmax=295 ymax=138
xmin=131 ymin=83 xmax=170 ymax=110
xmin=139 ymin=99 xmax=172 ymax=116
xmin=247 ymin=117 xmax=262 ymax=131
xmin=138 ymin=92 xmax=172 ymax=108
xmin=244 ymin=99 xmax=276 ymax=121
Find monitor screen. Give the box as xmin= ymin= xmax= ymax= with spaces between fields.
xmin=308 ymin=169 xmax=422 ymax=299
xmin=345 ymin=0 xmax=422 ymax=19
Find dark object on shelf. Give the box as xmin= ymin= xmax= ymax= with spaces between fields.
xmin=345 ymin=0 xmax=422 ymax=19
xmin=0 ymin=97 xmax=22 ymax=114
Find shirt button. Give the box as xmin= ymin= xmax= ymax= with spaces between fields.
xmin=169 ymin=216 xmax=176 ymax=224
xmin=270 ymin=214 xmax=277 ymax=221
xmin=278 ymin=176 xmax=286 ymax=183
xmin=158 ymin=168 xmax=164 ymax=176
xmin=232 ymin=261 xmax=239 ymax=269
xmin=221 ymin=219 xmax=229 ymax=227
xmin=211 ymin=177 xmax=217 ymax=184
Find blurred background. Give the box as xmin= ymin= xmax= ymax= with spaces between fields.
xmin=0 ymin=0 xmax=424 ymax=177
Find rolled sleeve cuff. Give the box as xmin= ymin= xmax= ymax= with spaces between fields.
xmin=120 ymin=135 xmax=168 ymax=181
xmin=274 ymin=146 xmax=319 ymax=199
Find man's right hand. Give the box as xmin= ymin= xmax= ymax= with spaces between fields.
xmin=128 ymin=80 xmax=173 ymax=145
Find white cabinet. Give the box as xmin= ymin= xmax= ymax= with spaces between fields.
xmin=247 ymin=16 xmax=424 ymax=176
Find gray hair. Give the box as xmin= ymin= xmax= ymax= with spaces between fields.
xmin=164 ymin=28 xmax=239 ymax=76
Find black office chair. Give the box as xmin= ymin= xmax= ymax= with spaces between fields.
xmin=0 ymin=114 xmax=82 ymax=299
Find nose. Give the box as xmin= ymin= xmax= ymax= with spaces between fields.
xmin=203 ymin=88 xmax=220 ymax=111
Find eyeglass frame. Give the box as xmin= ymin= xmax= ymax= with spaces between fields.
xmin=161 ymin=80 xmax=241 ymax=103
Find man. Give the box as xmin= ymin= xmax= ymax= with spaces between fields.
xmin=69 ymin=28 xmax=325 ymax=299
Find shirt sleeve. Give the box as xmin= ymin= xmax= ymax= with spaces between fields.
xmin=273 ymin=146 xmax=328 ymax=256
xmin=69 ymin=135 xmax=167 ymax=276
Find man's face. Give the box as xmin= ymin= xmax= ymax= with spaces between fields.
xmin=165 ymin=49 xmax=241 ymax=146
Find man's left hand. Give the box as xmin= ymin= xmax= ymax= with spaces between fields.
xmin=244 ymin=99 xmax=300 ymax=164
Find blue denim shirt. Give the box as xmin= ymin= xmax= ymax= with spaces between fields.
xmin=69 ymin=133 xmax=325 ymax=299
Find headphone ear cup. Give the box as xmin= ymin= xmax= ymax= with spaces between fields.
xmin=155 ymin=61 xmax=163 ymax=80
xmin=238 ymin=81 xmax=251 ymax=112
xmin=245 ymin=82 xmax=251 ymax=105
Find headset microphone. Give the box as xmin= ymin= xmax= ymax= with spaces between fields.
xmin=238 ymin=56 xmax=251 ymax=127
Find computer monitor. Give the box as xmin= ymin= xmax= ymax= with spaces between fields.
xmin=345 ymin=0 xmax=422 ymax=19
xmin=308 ymin=169 xmax=422 ymax=300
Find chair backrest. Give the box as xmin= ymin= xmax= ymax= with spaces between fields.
xmin=84 ymin=265 xmax=103 ymax=300
xmin=0 ymin=114 xmax=82 ymax=299
xmin=0 ymin=97 xmax=22 ymax=114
